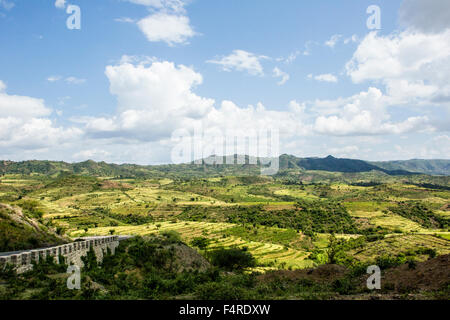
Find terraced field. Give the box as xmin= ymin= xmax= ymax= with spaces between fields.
xmin=350 ymin=234 xmax=450 ymax=261
xmin=70 ymin=221 xmax=316 ymax=269
xmin=1 ymin=173 xmax=449 ymax=274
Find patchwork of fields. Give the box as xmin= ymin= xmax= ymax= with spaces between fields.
xmin=0 ymin=172 xmax=449 ymax=271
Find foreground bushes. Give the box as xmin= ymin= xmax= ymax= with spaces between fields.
xmin=208 ymin=248 xmax=256 ymax=271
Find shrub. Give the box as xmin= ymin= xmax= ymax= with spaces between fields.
xmin=208 ymin=248 xmax=256 ymax=271
xmin=160 ymin=230 xmax=182 ymax=244
xmin=190 ymin=237 xmax=210 ymax=251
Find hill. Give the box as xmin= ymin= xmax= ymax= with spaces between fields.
xmin=0 ymin=156 xmax=449 ymax=177
xmin=371 ymin=159 xmax=450 ymax=176
xmin=0 ymin=203 xmax=66 ymax=252
xmin=278 ymin=155 xmax=413 ymax=175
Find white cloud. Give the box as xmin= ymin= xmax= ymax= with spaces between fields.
xmin=0 ymin=80 xmax=5 ymax=92
xmin=273 ymin=67 xmax=290 ymax=85
xmin=346 ymin=30 xmax=450 ymax=105
xmin=325 ymin=34 xmax=342 ymax=48
xmin=78 ymin=59 xmax=214 ymax=141
xmin=399 ymin=0 xmax=450 ymax=33
xmin=344 ymin=34 xmax=358 ymax=44
xmin=0 ymin=90 xmax=51 ymax=118
xmin=277 ymin=50 xmax=303 ymax=64
xmin=313 ymin=87 xmax=431 ymax=136
xmin=308 ymin=73 xmax=338 ymax=83
xmin=392 ymin=134 xmax=450 ymax=159
xmin=47 ymin=76 xmax=62 ymax=82
xmin=105 ymin=59 xmax=213 ymax=117
xmin=0 ymin=118 xmax=82 ymax=149
xmin=78 ymin=58 xmax=308 ymax=152
xmin=0 ymin=82 xmax=82 ymax=150
xmin=47 ymin=76 xmax=86 ymax=84
xmin=115 ymin=17 xmax=136 ymax=23
xmin=207 ymin=50 xmax=269 ymax=76
xmin=328 ymin=145 xmax=359 ymax=157
xmin=73 ymin=149 xmax=111 ymax=160
xmin=137 ymin=13 xmax=196 ymax=46
xmin=65 ymin=77 xmax=86 ymax=85
xmin=54 ymin=0 xmax=66 ymax=9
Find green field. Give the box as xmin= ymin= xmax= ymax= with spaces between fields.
xmin=1 ymin=169 xmax=448 ymax=273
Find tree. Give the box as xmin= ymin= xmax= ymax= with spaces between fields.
xmin=191 ymin=237 xmax=210 ymax=252
xmin=81 ymin=247 xmax=98 ymax=271
xmin=326 ymin=234 xmax=344 ymax=264
xmin=208 ymin=248 xmax=256 ymax=271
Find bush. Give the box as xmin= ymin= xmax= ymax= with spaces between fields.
xmin=332 ymin=277 xmax=356 ymax=295
xmin=190 ymin=237 xmax=210 ymax=251
xmin=208 ymin=248 xmax=256 ymax=271
xmin=160 ymin=230 xmax=182 ymax=244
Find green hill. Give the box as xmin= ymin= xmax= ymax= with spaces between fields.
xmin=0 ymin=203 xmax=66 ymax=252
xmin=371 ymin=159 xmax=450 ymax=176
xmin=0 ymin=155 xmax=448 ymax=177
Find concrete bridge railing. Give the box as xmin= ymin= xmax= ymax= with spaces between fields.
xmin=0 ymin=236 xmax=121 ymax=274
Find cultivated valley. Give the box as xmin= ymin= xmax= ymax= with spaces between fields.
xmin=0 ymin=156 xmax=449 ymax=300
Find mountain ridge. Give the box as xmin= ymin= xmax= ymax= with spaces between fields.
xmin=0 ymin=155 xmax=449 ymax=176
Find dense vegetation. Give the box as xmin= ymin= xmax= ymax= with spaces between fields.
xmin=389 ymin=202 xmax=448 ymax=229
xmin=0 ymin=204 xmax=65 ymax=252
xmin=1 ymin=155 xmax=449 ymax=178
xmin=1 ymin=236 xmax=448 ymax=300
xmin=0 ymin=156 xmax=448 ymax=300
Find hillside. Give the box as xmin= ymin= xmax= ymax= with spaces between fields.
xmin=0 ymin=156 xmax=449 ymax=179
xmin=278 ymin=155 xmax=414 ymax=175
xmin=371 ymin=159 xmax=450 ymax=176
xmin=0 ymin=203 xmax=66 ymax=252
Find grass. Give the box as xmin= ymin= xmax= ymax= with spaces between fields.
xmin=2 ymin=173 xmax=449 ymax=274
xmin=350 ymin=234 xmax=450 ymax=261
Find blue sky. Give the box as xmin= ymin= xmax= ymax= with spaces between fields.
xmin=0 ymin=0 xmax=449 ymax=164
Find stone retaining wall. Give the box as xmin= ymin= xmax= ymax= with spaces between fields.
xmin=0 ymin=236 xmax=120 ymax=273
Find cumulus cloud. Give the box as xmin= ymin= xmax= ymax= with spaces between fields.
xmin=312 ymin=87 xmax=431 ymax=136
xmin=0 ymin=81 xmax=82 ymax=150
xmin=399 ymin=0 xmax=450 ymax=33
xmin=346 ymin=30 xmax=450 ymax=105
xmin=78 ymin=59 xmax=214 ymax=141
xmin=273 ymin=67 xmax=290 ymax=85
xmin=0 ymin=90 xmax=51 ymax=119
xmin=137 ymin=13 xmax=196 ymax=46
xmin=78 ymin=58 xmax=307 ymax=158
xmin=124 ymin=0 xmax=195 ymax=46
xmin=207 ymin=50 xmax=269 ymax=76
xmin=308 ymin=73 xmax=338 ymax=83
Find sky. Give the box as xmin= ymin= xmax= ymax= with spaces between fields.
xmin=0 ymin=0 xmax=449 ymax=164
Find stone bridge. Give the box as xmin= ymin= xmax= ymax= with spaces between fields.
xmin=0 ymin=236 xmax=126 ymax=273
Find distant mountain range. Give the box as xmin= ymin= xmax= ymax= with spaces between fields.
xmin=370 ymin=159 xmax=450 ymax=176
xmin=0 ymin=155 xmax=449 ymax=177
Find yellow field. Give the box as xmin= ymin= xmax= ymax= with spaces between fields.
xmin=70 ymin=221 xmax=315 ymax=270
